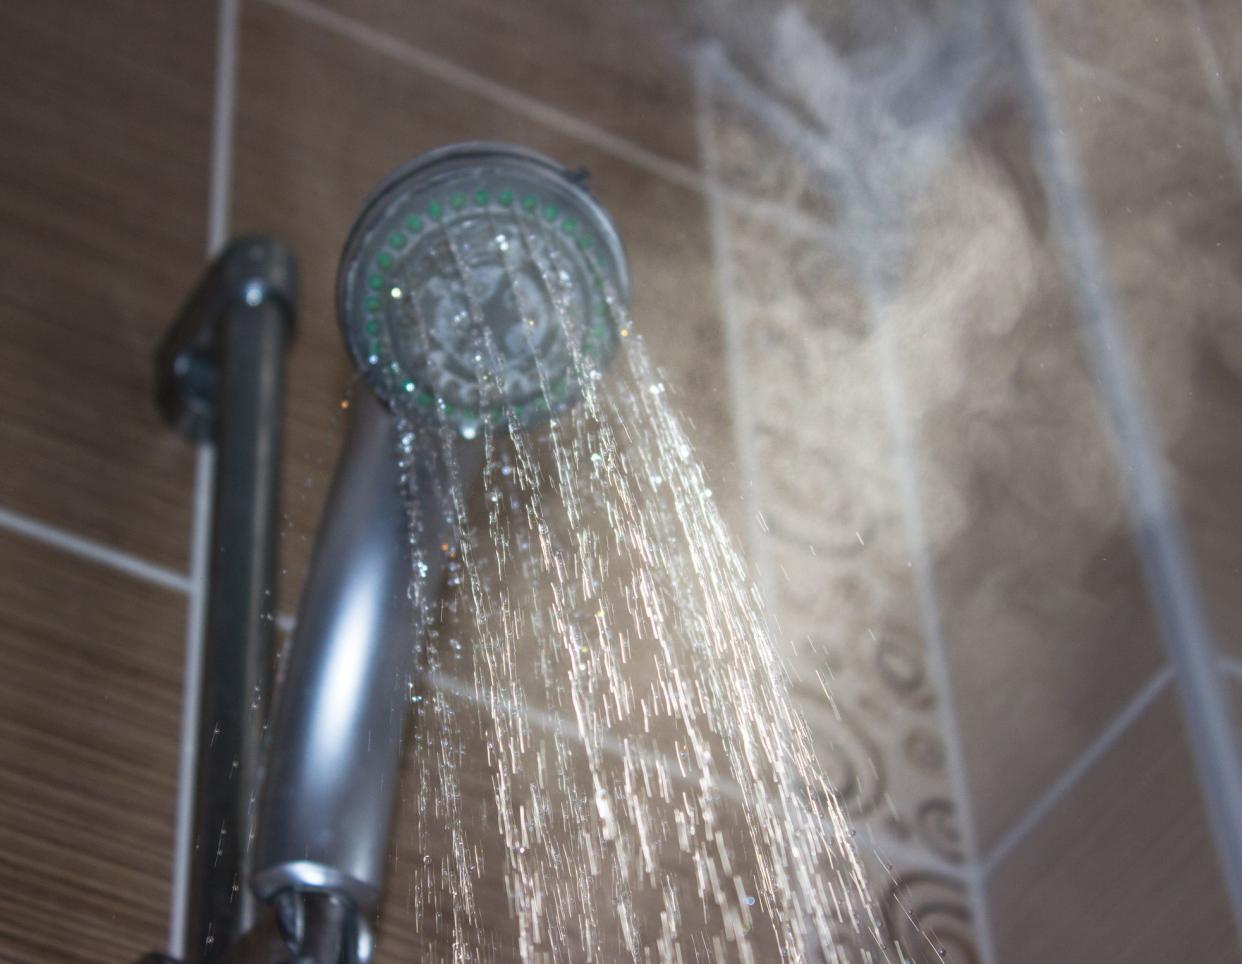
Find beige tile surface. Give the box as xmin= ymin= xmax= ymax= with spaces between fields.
xmin=716 ymin=206 xmax=961 ymax=861
xmin=1041 ymin=31 xmax=1242 ymax=661
xmin=702 ymin=89 xmax=837 ymax=220
xmin=0 ymin=529 xmax=185 ymax=963
xmin=889 ymin=117 xmax=1172 ymax=852
xmin=1035 ymin=0 xmax=1219 ymax=113
xmin=232 ymin=0 xmax=735 ymax=612
xmin=708 ymin=78 xmax=1169 ymax=863
xmin=988 ymin=689 xmax=1240 ymax=964
xmin=0 ymin=1 xmax=215 ymax=568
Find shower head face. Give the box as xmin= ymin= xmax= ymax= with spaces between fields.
xmin=338 ymin=144 xmax=629 ymax=438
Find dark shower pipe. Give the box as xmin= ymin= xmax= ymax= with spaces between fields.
xmin=153 ymin=236 xmax=297 ymax=962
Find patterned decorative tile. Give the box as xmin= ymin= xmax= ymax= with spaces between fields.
xmin=700 ymin=88 xmax=838 ymax=220
xmin=846 ymin=851 xmax=979 ymax=964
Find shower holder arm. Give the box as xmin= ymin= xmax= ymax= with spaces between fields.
xmin=157 ymin=235 xmax=298 ymax=441
xmin=150 ymin=235 xmax=299 ymax=963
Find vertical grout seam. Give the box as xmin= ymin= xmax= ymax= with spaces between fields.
xmin=1007 ymin=0 xmax=1242 ymax=945
xmin=0 ymin=506 xmax=190 ymax=593
xmin=1182 ymin=0 xmax=1242 ymax=189
xmin=169 ymin=0 xmax=239 ymax=956
xmin=255 ymin=0 xmax=844 ymax=249
xmin=867 ymin=292 xmax=998 ymax=964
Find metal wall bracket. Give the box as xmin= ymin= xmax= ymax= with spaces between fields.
xmin=156 ymin=236 xmax=297 ymax=441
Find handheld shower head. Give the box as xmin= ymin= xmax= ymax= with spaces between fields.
xmin=256 ymin=144 xmax=629 ymax=918
xmin=338 ymin=142 xmax=629 ymax=438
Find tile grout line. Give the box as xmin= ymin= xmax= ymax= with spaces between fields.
xmin=19 ymin=0 xmax=1227 ymax=950
xmin=981 ymin=665 xmax=1175 ymax=879
xmin=691 ymin=58 xmax=778 ymax=654
xmin=254 ymin=0 xmax=846 ymax=250
xmin=170 ymin=448 xmax=216 ymax=957
xmin=866 ymin=291 xmax=998 ymax=964
xmin=259 ymin=0 xmax=701 ymax=187
xmin=1182 ymin=0 xmax=1242 ymax=191
xmin=1007 ymin=0 xmax=1242 ymax=944
xmin=1060 ymin=51 xmax=1222 ymax=135
xmin=169 ymin=0 xmax=239 ymax=957
xmin=696 ymin=38 xmax=996 ymax=960
xmin=0 ymin=506 xmax=191 ymax=593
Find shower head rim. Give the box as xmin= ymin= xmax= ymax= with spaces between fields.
xmin=335 ymin=141 xmax=629 ymax=429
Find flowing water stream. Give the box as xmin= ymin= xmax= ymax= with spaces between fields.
xmin=379 ymin=206 xmax=944 ymax=963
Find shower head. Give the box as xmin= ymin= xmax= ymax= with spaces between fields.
xmin=338 ymin=142 xmax=629 ymax=439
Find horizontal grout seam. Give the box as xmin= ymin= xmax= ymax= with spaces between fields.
xmin=0 ymin=504 xmax=191 ymax=595
xmin=256 ymin=0 xmax=845 ymax=248
xmin=0 ymin=495 xmax=1203 ymax=888
xmin=981 ymin=663 xmax=1175 ymax=879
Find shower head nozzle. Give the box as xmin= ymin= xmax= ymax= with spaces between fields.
xmin=338 ymin=143 xmax=629 ymax=438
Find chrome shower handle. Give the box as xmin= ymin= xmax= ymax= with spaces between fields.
xmin=251 ymin=390 xmax=480 ymax=914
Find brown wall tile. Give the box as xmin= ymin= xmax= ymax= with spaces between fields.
xmin=988 ymin=689 xmax=1239 ymax=963
xmin=0 ymin=2 xmax=216 ymax=568
xmin=311 ymin=0 xmax=699 ymax=167
xmin=0 ymin=530 xmax=186 ymax=962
